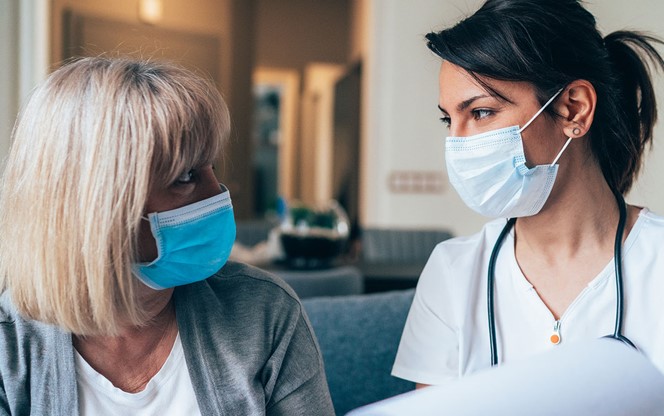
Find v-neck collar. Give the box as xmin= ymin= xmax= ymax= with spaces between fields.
xmin=502 ymin=208 xmax=647 ymax=322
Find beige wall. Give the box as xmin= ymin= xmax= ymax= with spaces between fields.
xmin=224 ymin=0 xmax=257 ymax=219
xmin=254 ymin=0 xmax=350 ymax=71
xmin=0 ymin=0 xmax=49 ymax=171
xmin=0 ymin=1 xmax=18 ymax=169
xmin=349 ymin=0 xmax=368 ymax=62
xmin=50 ymin=0 xmax=232 ymax=66
xmin=359 ymin=0 xmax=484 ymax=235
xmin=49 ymin=0 xmax=233 ymax=115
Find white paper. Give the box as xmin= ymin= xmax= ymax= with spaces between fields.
xmin=348 ymin=338 xmax=664 ymax=416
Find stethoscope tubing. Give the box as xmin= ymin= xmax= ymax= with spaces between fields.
xmin=487 ymin=191 xmax=634 ymax=366
xmin=487 ymin=217 xmax=516 ymax=366
xmin=610 ymin=190 xmax=636 ymax=349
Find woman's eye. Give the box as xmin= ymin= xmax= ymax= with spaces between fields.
xmin=175 ymin=169 xmax=196 ymax=185
xmin=472 ymin=109 xmax=493 ymax=120
xmin=439 ymin=116 xmax=451 ymax=128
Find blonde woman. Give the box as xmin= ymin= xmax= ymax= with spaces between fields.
xmin=0 ymin=57 xmax=334 ymax=415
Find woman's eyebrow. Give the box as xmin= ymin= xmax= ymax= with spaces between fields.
xmin=457 ymin=94 xmax=490 ymax=111
xmin=438 ymin=94 xmax=492 ymax=114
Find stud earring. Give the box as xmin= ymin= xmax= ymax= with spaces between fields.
xmin=572 ymin=127 xmax=581 ymax=136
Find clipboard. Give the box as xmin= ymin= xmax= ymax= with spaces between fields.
xmin=348 ymin=338 xmax=664 ymax=415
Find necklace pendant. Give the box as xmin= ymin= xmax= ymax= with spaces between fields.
xmin=550 ymin=320 xmax=561 ymax=345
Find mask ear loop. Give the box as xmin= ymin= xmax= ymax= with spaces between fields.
xmin=550 ymin=137 xmax=573 ymax=166
xmin=518 ymin=88 xmax=565 ymax=133
xmin=515 ymin=87 xmax=570 ymax=166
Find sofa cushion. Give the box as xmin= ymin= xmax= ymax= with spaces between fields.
xmin=303 ymin=289 xmax=416 ymax=415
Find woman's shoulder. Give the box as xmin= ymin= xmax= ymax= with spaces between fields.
xmin=636 ymin=208 xmax=664 ymax=228
xmin=215 ymin=261 xmax=300 ymax=297
xmin=0 ymin=292 xmax=35 ymax=330
xmin=626 ymin=208 xmax=664 ymax=252
xmin=0 ymin=291 xmax=16 ymax=323
xmin=0 ymin=291 xmax=67 ymax=336
xmin=428 ymin=218 xmax=509 ymax=266
xmin=0 ymin=291 xmax=70 ymax=372
xmin=180 ymin=262 xmax=302 ymax=312
xmin=175 ymin=263 xmax=309 ymax=349
xmin=627 ymin=208 xmax=664 ymax=243
xmin=0 ymin=292 xmax=75 ymax=413
xmin=415 ymin=219 xmax=508 ymax=298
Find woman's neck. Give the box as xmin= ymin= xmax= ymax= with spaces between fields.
xmin=73 ymin=288 xmax=178 ymax=393
xmin=512 ymin=164 xmax=640 ymax=319
xmin=516 ymin=176 xmax=619 ymax=260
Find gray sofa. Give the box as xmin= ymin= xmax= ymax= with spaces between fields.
xmin=360 ymin=228 xmax=453 ymax=292
xmin=274 ymin=266 xmax=364 ymax=298
xmin=361 ymin=228 xmax=453 ymax=263
xmin=302 ymin=289 xmax=416 ymax=415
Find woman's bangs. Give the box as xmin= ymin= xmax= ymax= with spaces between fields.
xmin=151 ymin=81 xmax=227 ymax=187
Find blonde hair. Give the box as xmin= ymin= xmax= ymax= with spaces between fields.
xmin=0 ymin=57 xmax=230 ymax=335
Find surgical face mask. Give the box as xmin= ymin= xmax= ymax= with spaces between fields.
xmin=444 ymin=89 xmax=572 ymax=218
xmin=133 ymin=186 xmax=236 ymax=290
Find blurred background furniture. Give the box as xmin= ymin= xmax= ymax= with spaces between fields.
xmin=235 ymin=218 xmax=279 ymax=247
xmin=237 ymin=221 xmax=453 ymax=297
xmin=359 ymin=228 xmax=453 ymax=292
xmin=271 ymin=265 xmax=363 ymax=298
xmin=302 ymin=289 xmax=416 ymax=415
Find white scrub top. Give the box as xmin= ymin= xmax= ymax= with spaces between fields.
xmin=392 ymin=208 xmax=664 ymax=385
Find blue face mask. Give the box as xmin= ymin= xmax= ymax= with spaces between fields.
xmin=133 ymin=186 xmax=236 ymax=290
xmin=444 ymin=89 xmax=572 ymax=218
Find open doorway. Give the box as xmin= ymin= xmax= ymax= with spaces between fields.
xmin=252 ymin=68 xmax=300 ymax=219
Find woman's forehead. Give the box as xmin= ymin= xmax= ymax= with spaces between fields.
xmin=438 ymin=62 xmax=537 ymax=110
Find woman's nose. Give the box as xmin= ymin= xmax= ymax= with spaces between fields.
xmin=197 ymin=166 xmax=223 ymax=200
xmin=448 ymin=126 xmax=466 ymax=137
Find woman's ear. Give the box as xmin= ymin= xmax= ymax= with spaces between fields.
xmin=555 ymin=79 xmax=597 ymax=138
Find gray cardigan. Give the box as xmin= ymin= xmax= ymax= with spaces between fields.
xmin=0 ymin=262 xmax=334 ymax=415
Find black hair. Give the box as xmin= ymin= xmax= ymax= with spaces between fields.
xmin=426 ymin=0 xmax=664 ymax=194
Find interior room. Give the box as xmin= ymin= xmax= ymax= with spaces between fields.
xmin=3 ymin=2 xmax=663 ymax=218
xmin=1 ymin=0 xmax=664 ymax=414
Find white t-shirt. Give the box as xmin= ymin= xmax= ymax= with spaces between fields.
xmin=392 ymin=208 xmax=664 ymax=385
xmin=75 ymin=333 xmax=201 ymax=415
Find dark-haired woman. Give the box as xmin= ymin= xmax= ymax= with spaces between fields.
xmin=392 ymin=0 xmax=664 ymax=388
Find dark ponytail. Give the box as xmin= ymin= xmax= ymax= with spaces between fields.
xmin=601 ymin=31 xmax=664 ymax=193
xmin=426 ymin=0 xmax=664 ymax=194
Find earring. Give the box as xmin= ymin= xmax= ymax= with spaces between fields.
xmin=572 ymin=127 xmax=581 ymax=136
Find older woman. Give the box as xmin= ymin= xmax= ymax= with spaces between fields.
xmin=0 ymin=57 xmax=334 ymax=415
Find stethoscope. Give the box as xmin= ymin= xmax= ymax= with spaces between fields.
xmin=487 ymin=189 xmax=636 ymax=366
